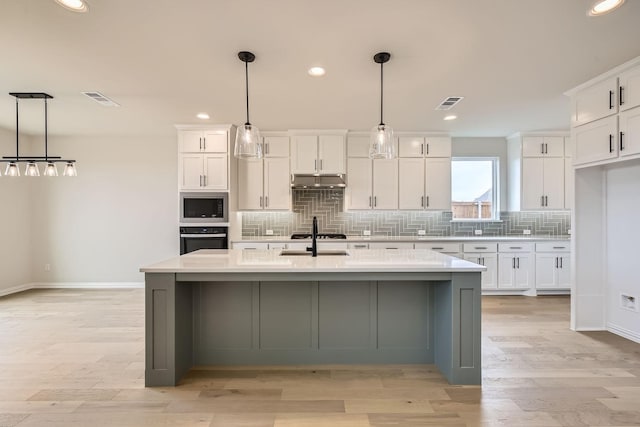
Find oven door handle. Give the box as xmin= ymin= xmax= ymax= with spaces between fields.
xmin=180 ymin=233 xmax=227 ymax=238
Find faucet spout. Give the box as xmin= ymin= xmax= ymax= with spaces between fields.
xmin=306 ymin=216 xmax=318 ymax=257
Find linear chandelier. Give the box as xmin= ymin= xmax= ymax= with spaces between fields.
xmin=1 ymin=92 xmax=77 ymax=177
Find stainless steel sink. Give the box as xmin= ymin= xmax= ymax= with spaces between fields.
xmin=279 ymin=249 xmax=350 ymax=256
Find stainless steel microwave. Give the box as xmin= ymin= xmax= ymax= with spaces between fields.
xmin=180 ymin=192 xmax=228 ymax=223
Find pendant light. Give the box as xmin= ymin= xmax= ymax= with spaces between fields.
xmin=234 ymin=51 xmax=262 ymax=159
xmin=1 ymin=93 xmax=77 ymax=177
xmin=369 ymin=52 xmax=395 ymax=159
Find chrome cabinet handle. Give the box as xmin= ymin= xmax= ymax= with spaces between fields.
xmin=426 ymin=196 xmax=429 ymax=207
xmin=314 ymin=159 xmax=317 ymax=171
xmin=265 ymin=196 xmax=269 ymax=207
xmin=432 ymin=247 xmax=444 ymax=250
xmin=369 ymin=196 xmax=372 ymax=207
xmin=555 ymin=257 xmax=559 ymax=268
xmin=265 ymin=142 xmax=269 ymax=155
xmin=320 ymin=159 xmax=323 ymax=170
xmin=552 ymin=246 xmax=566 ymax=249
xmin=516 ymin=257 xmax=520 ymax=269
xmin=203 ymin=175 xmax=207 ymax=187
xmin=420 ymin=143 xmax=424 ymax=155
xmin=475 ymin=246 xmax=487 ymax=250
xmin=560 ymin=257 xmax=563 ymax=268
xmin=203 ymin=137 xmax=206 ymax=151
xmin=512 ymin=258 xmax=515 ymax=269
xmin=200 ymin=137 xmax=203 ymax=150
xmin=541 ymin=143 xmax=545 ymax=154
xmin=620 ymin=86 xmax=625 ymax=106
xmin=374 ymin=196 xmax=377 ymax=207
xmin=541 ymin=195 xmax=544 ymax=207
xmin=259 ymin=196 xmax=263 ymax=207
xmin=421 ymin=196 xmax=424 ymax=207
xmin=426 ymin=143 xmax=429 ymax=155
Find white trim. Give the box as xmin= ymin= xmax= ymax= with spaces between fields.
xmin=564 ymin=55 xmax=640 ymax=97
xmin=0 ymin=282 xmax=143 ymax=297
xmin=607 ymin=323 xmax=640 ymax=344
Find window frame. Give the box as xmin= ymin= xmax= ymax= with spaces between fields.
xmin=450 ymin=156 xmax=500 ymax=221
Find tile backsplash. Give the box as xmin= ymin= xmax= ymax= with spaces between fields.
xmin=241 ymin=189 xmax=570 ymax=237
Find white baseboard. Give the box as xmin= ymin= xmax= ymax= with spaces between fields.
xmin=0 ymin=282 xmax=143 ymax=297
xmin=607 ymin=323 xmax=640 ymax=344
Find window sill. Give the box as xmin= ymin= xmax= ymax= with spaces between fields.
xmin=450 ymin=219 xmax=503 ymax=223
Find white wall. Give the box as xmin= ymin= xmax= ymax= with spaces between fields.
xmin=452 ymin=137 xmax=508 ymax=211
xmin=30 ymin=134 xmax=179 ymax=283
xmin=605 ymin=159 xmax=640 ymax=341
xmin=0 ymin=128 xmax=32 ymax=293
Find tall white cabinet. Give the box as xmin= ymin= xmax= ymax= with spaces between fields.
xmin=507 ymin=133 xmax=570 ymax=211
xmin=237 ymin=134 xmax=291 ymax=210
xmin=177 ymin=125 xmax=234 ymax=191
xmin=397 ymin=135 xmax=452 ymax=211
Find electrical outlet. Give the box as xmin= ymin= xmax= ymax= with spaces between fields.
xmin=265 ymin=229 xmax=274 ymax=235
xmin=44 ymin=264 xmax=50 ymax=272
xmin=474 ymin=229 xmax=482 ymax=235
xmin=363 ymin=230 xmax=371 ymax=236
xmin=523 ymin=229 xmax=531 ymax=235
xmin=418 ymin=230 xmax=426 ymax=236
xmin=621 ymin=293 xmax=638 ymax=312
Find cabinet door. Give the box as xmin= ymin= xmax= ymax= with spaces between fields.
xmin=179 ymin=130 xmax=204 ymax=152
xmin=535 ymin=253 xmax=557 ymax=289
xmin=291 ymin=135 xmax=318 ymax=173
xmin=619 ymin=106 xmax=640 ymax=157
xmin=425 ymin=158 xmax=451 ymax=210
xmin=264 ymin=136 xmax=289 ymax=158
xmin=557 ymin=255 xmax=571 ymax=288
xmin=424 ymin=137 xmax=452 ymax=157
xmin=522 ymin=137 xmax=545 ymax=157
xmin=203 ymin=154 xmax=228 ymax=190
xmin=264 ymin=157 xmax=290 ymax=210
xmin=179 ymin=154 xmax=204 ymax=189
xmin=398 ymin=136 xmax=424 ymax=157
xmin=237 ymin=160 xmax=264 ymax=210
xmin=318 ymin=135 xmax=345 ymax=173
xmin=619 ymin=64 xmax=640 ymax=111
xmin=573 ymin=115 xmax=618 ymax=166
xmin=464 ymin=254 xmax=497 ymax=289
xmin=398 ymin=158 xmax=424 ymax=209
xmin=521 ymin=158 xmax=544 ymax=209
xmin=543 ymin=157 xmax=564 ymax=209
xmin=572 ymin=76 xmax=618 ymax=126
xmin=346 ymin=158 xmax=372 ymax=210
xmin=497 ymin=254 xmax=516 ymax=289
xmin=202 ymin=131 xmax=227 ymax=153
xmin=372 ymin=159 xmax=398 ymax=210
xmin=513 ymin=254 xmax=533 ymax=289
xmin=564 ymin=157 xmax=574 ymax=209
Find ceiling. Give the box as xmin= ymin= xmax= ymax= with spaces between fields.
xmin=1 ymin=0 xmax=640 ymax=139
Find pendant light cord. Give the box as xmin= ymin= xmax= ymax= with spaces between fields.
xmin=15 ymin=98 xmax=19 ymax=160
xmin=380 ymin=61 xmax=384 ymax=126
xmin=45 ymin=98 xmax=48 ymax=160
xmin=245 ymin=61 xmax=250 ymax=126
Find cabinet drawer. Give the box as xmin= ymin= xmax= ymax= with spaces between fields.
xmin=348 ymin=242 xmax=370 ymax=250
xmin=498 ymin=243 xmax=533 ymax=252
xmin=233 ymin=242 xmax=269 ymax=250
xmin=415 ymin=242 xmax=460 ymax=253
xmin=463 ymin=243 xmax=497 ymax=253
xmin=535 ymin=242 xmax=570 ymax=252
xmin=369 ymin=242 xmax=414 ymax=250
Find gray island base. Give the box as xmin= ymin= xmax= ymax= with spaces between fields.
xmin=141 ymin=249 xmax=484 ymax=386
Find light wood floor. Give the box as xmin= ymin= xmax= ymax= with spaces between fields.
xmin=1 ymin=289 xmax=639 ymax=427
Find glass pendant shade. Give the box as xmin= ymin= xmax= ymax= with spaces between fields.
xmin=234 ymin=124 xmax=262 ymax=159
xmin=63 ymin=162 xmax=77 ymax=177
xmin=5 ymin=162 xmax=20 ymax=177
xmin=25 ymin=162 xmax=40 ymax=176
xmin=369 ymin=124 xmax=395 ymax=159
xmin=43 ymin=162 xmax=59 ymax=176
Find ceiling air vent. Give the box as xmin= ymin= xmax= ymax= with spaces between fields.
xmin=81 ymin=91 xmax=120 ymax=107
xmin=435 ymin=96 xmax=464 ymax=110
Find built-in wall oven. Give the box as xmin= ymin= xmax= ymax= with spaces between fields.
xmin=180 ymin=226 xmax=228 ymax=255
xmin=180 ymin=192 xmax=228 ymax=224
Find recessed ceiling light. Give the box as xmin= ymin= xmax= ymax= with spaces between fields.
xmin=588 ymin=0 xmax=625 ymax=16
xmin=443 ymin=115 xmax=457 ymax=121
xmin=196 ymin=113 xmax=210 ymax=120
xmin=308 ymin=67 xmax=326 ymax=77
xmin=54 ymin=0 xmax=89 ymax=12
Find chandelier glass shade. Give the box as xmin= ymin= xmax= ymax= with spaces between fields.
xmin=234 ymin=51 xmax=262 ymax=160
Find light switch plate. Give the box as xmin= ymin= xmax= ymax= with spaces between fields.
xmin=474 ymin=229 xmax=482 ymax=235
xmin=418 ymin=230 xmax=426 ymax=236
xmin=363 ymin=230 xmax=371 ymax=236
xmin=266 ymin=230 xmax=274 ymax=235
xmin=523 ymin=229 xmax=531 ymax=235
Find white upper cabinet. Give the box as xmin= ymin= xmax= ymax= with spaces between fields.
xmin=398 ymin=136 xmax=451 ymax=158
xmin=237 ymin=160 xmax=264 ymax=210
xmin=263 ymin=136 xmax=289 ymax=158
xmin=619 ymin=64 xmax=640 ymax=112
xmin=179 ymin=130 xmax=227 ymax=153
xmin=347 ymin=136 xmax=370 ymax=157
xmin=291 ymin=132 xmax=346 ymax=174
xmin=237 ymin=157 xmax=290 ymax=211
xmin=572 ymin=115 xmax=618 ymax=165
xmin=346 ymin=157 xmax=373 ymax=210
xmin=425 ymin=158 xmax=451 ymax=210
xmin=398 ymin=158 xmax=424 ymax=209
xmin=372 ymin=159 xmax=398 ymax=209
xmin=618 ymin=106 xmax=640 ymax=158
xmin=572 ymin=77 xmax=618 ymax=127
xmin=177 ymin=126 xmax=232 ymax=191
xmin=522 ymin=136 xmax=564 ymax=157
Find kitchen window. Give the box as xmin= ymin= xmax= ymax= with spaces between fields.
xmin=451 ymin=157 xmax=499 ymax=220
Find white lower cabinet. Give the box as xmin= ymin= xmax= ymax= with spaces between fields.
xmin=535 ymin=242 xmax=571 ymax=289
xmin=414 ymin=242 xmax=460 ymax=256
xmin=233 ymin=242 xmax=269 ymax=250
xmin=498 ymin=254 xmax=533 ymax=289
xmin=463 ymin=253 xmax=498 ymax=290
xmin=368 ymin=242 xmax=414 ymax=250
xmin=348 ymin=242 xmax=369 ymax=250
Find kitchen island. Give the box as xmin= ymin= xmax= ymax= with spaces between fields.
xmin=140 ymin=249 xmax=485 ymax=386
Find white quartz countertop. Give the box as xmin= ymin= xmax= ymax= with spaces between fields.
xmin=140 ymin=249 xmax=486 ymax=274
xmin=232 ymin=235 xmax=571 ymax=243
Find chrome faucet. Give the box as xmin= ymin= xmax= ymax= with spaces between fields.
xmin=306 ymin=216 xmax=318 ymax=257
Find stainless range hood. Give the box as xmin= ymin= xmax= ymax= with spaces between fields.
xmin=291 ymin=174 xmax=346 ymax=189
